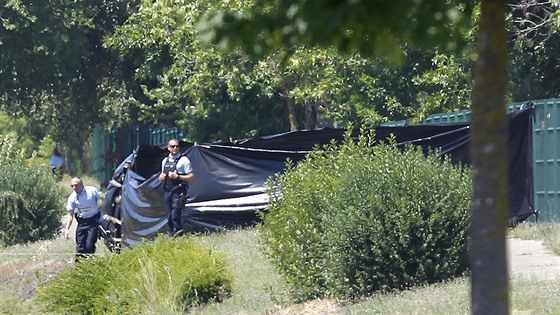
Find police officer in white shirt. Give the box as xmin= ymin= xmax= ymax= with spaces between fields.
xmin=49 ymin=148 xmax=64 ymax=180
xmin=158 ymin=139 xmax=195 ymax=236
xmin=64 ymin=177 xmax=103 ymax=261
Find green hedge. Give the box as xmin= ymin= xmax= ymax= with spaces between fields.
xmin=0 ymin=134 xmax=64 ymax=246
xmin=259 ymin=131 xmax=472 ymax=301
xmin=36 ymin=236 xmax=233 ymax=314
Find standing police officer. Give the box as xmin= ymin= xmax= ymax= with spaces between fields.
xmin=49 ymin=148 xmax=64 ymax=180
xmin=64 ymin=177 xmax=103 ymax=261
xmin=158 ymin=138 xmax=195 ymax=236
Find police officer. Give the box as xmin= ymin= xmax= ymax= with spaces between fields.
xmin=158 ymin=138 xmax=195 ymax=236
xmin=64 ymin=177 xmax=103 ymax=261
xmin=49 ymin=148 xmax=64 ymax=180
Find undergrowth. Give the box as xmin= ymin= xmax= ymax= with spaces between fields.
xmin=0 ymin=134 xmax=64 ymax=246
xmin=260 ymin=130 xmax=472 ymax=301
xmin=36 ymin=235 xmax=232 ymax=314
xmin=2 ymin=227 xmax=560 ymax=314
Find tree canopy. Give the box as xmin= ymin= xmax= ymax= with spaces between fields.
xmin=199 ymin=0 xmax=475 ymax=63
xmin=1 ymin=0 xmax=559 ymax=176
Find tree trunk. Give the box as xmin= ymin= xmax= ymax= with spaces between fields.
xmin=280 ymin=87 xmax=299 ymax=131
xmin=305 ymin=100 xmax=335 ymax=129
xmin=305 ymin=100 xmax=318 ymax=129
xmin=470 ymin=0 xmax=510 ymax=314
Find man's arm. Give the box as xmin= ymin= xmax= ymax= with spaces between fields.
xmin=158 ymin=158 xmax=168 ymax=183
xmin=96 ymin=188 xmax=104 ymax=203
xmin=172 ymin=156 xmax=195 ymax=183
xmin=64 ymin=211 xmax=74 ymax=239
xmin=173 ymin=171 xmax=195 ymax=183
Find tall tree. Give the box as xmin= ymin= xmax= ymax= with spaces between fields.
xmin=470 ymin=0 xmax=509 ymax=313
xmin=105 ymin=0 xmax=434 ymax=140
xmin=103 ymin=0 xmax=289 ymax=141
xmin=200 ymin=0 xmax=510 ymax=313
xmin=508 ymin=0 xmax=560 ymax=100
xmin=0 ymin=0 xmax=139 ymax=172
xmin=108 ymin=1 xmax=464 ymax=142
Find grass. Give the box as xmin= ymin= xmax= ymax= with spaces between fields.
xmin=1 ymin=219 xmax=559 ymax=314
xmin=0 ymin=237 xmax=75 ymax=314
xmin=509 ymin=221 xmax=560 ymax=255
xmin=194 ymin=222 xmax=560 ymax=315
xmin=194 ymin=228 xmax=290 ymax=314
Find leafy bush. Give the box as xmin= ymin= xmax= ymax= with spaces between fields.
xmin=36 ymin=236 xmax=233 ymax=314
xmin=259 ymin=131 xmax=472 ymax=301
xmin=0 ymin=134 xmax=64 ymax=246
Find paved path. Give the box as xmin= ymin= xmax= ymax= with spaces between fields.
xmin=508 ymin=238 xmax=560 ymax=279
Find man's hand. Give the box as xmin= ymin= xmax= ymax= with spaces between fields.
xmin=64 ymin=228 xmax=71 ymax=239
xmin=159 ymin=172 xmax=167 ymax=182
xmin=168 ymin=170 xmax=179 ymax=180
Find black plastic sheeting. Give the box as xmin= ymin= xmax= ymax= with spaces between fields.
xmin=101 ymin=107 xmax=535 ymax=247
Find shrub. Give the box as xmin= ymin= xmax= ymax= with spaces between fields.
xmin=36 ymin=235 xmax=233 ymax=314
xmin=259 ymin=131 xmax=472 ymax=301
xmin=0 ymin=134 xmax=64 ymax=246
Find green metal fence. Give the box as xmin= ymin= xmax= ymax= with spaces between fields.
xmin=420 ymin=102 xmax=528 ymax=124
xmin=92 ymin=124 xmax=186 ymax=185
xmin=524 ymin=99 xmax=560 ymax=222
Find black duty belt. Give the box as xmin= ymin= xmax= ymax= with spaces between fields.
xmin=76 ymin=213 xmax=100 ymax=223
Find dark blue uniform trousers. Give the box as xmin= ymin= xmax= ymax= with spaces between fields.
xmin=75 ymin=214 xmax=100 ymax=259
xmin=163 ymin=190 xmax=183 ymax=236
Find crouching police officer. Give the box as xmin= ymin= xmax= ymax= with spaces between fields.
xmin=64 ymin=177 xmax=103 ymax=261
xmin=159 ymin=138 xmax=195 ymax=236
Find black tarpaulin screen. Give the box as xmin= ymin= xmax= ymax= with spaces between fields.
xmin=104 ymin=108 xmax=534 ymax=247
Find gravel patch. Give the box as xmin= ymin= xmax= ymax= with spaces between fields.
xmin=507 ymin=238 xmax=560 ymax=280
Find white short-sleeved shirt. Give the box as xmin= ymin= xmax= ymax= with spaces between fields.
xmin=50 ymin=155 xmax=64 ymax=168
xmin=161 ymin=154 xmax=193 ymax=174
xmin=66 ymin=186 xmax=103 ymax=219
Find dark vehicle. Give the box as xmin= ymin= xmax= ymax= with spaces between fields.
xmin=99 ymin=157 xmax=133 ymax=253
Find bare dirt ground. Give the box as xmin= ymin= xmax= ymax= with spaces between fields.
xmin=0 ymin=259 xmax=68 ymax=299
xmin=0 ymin=219 xmax=78 ymax=299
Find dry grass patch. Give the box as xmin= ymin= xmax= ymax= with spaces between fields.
xmin=509 ymin=222 xmax=560 ymax=255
